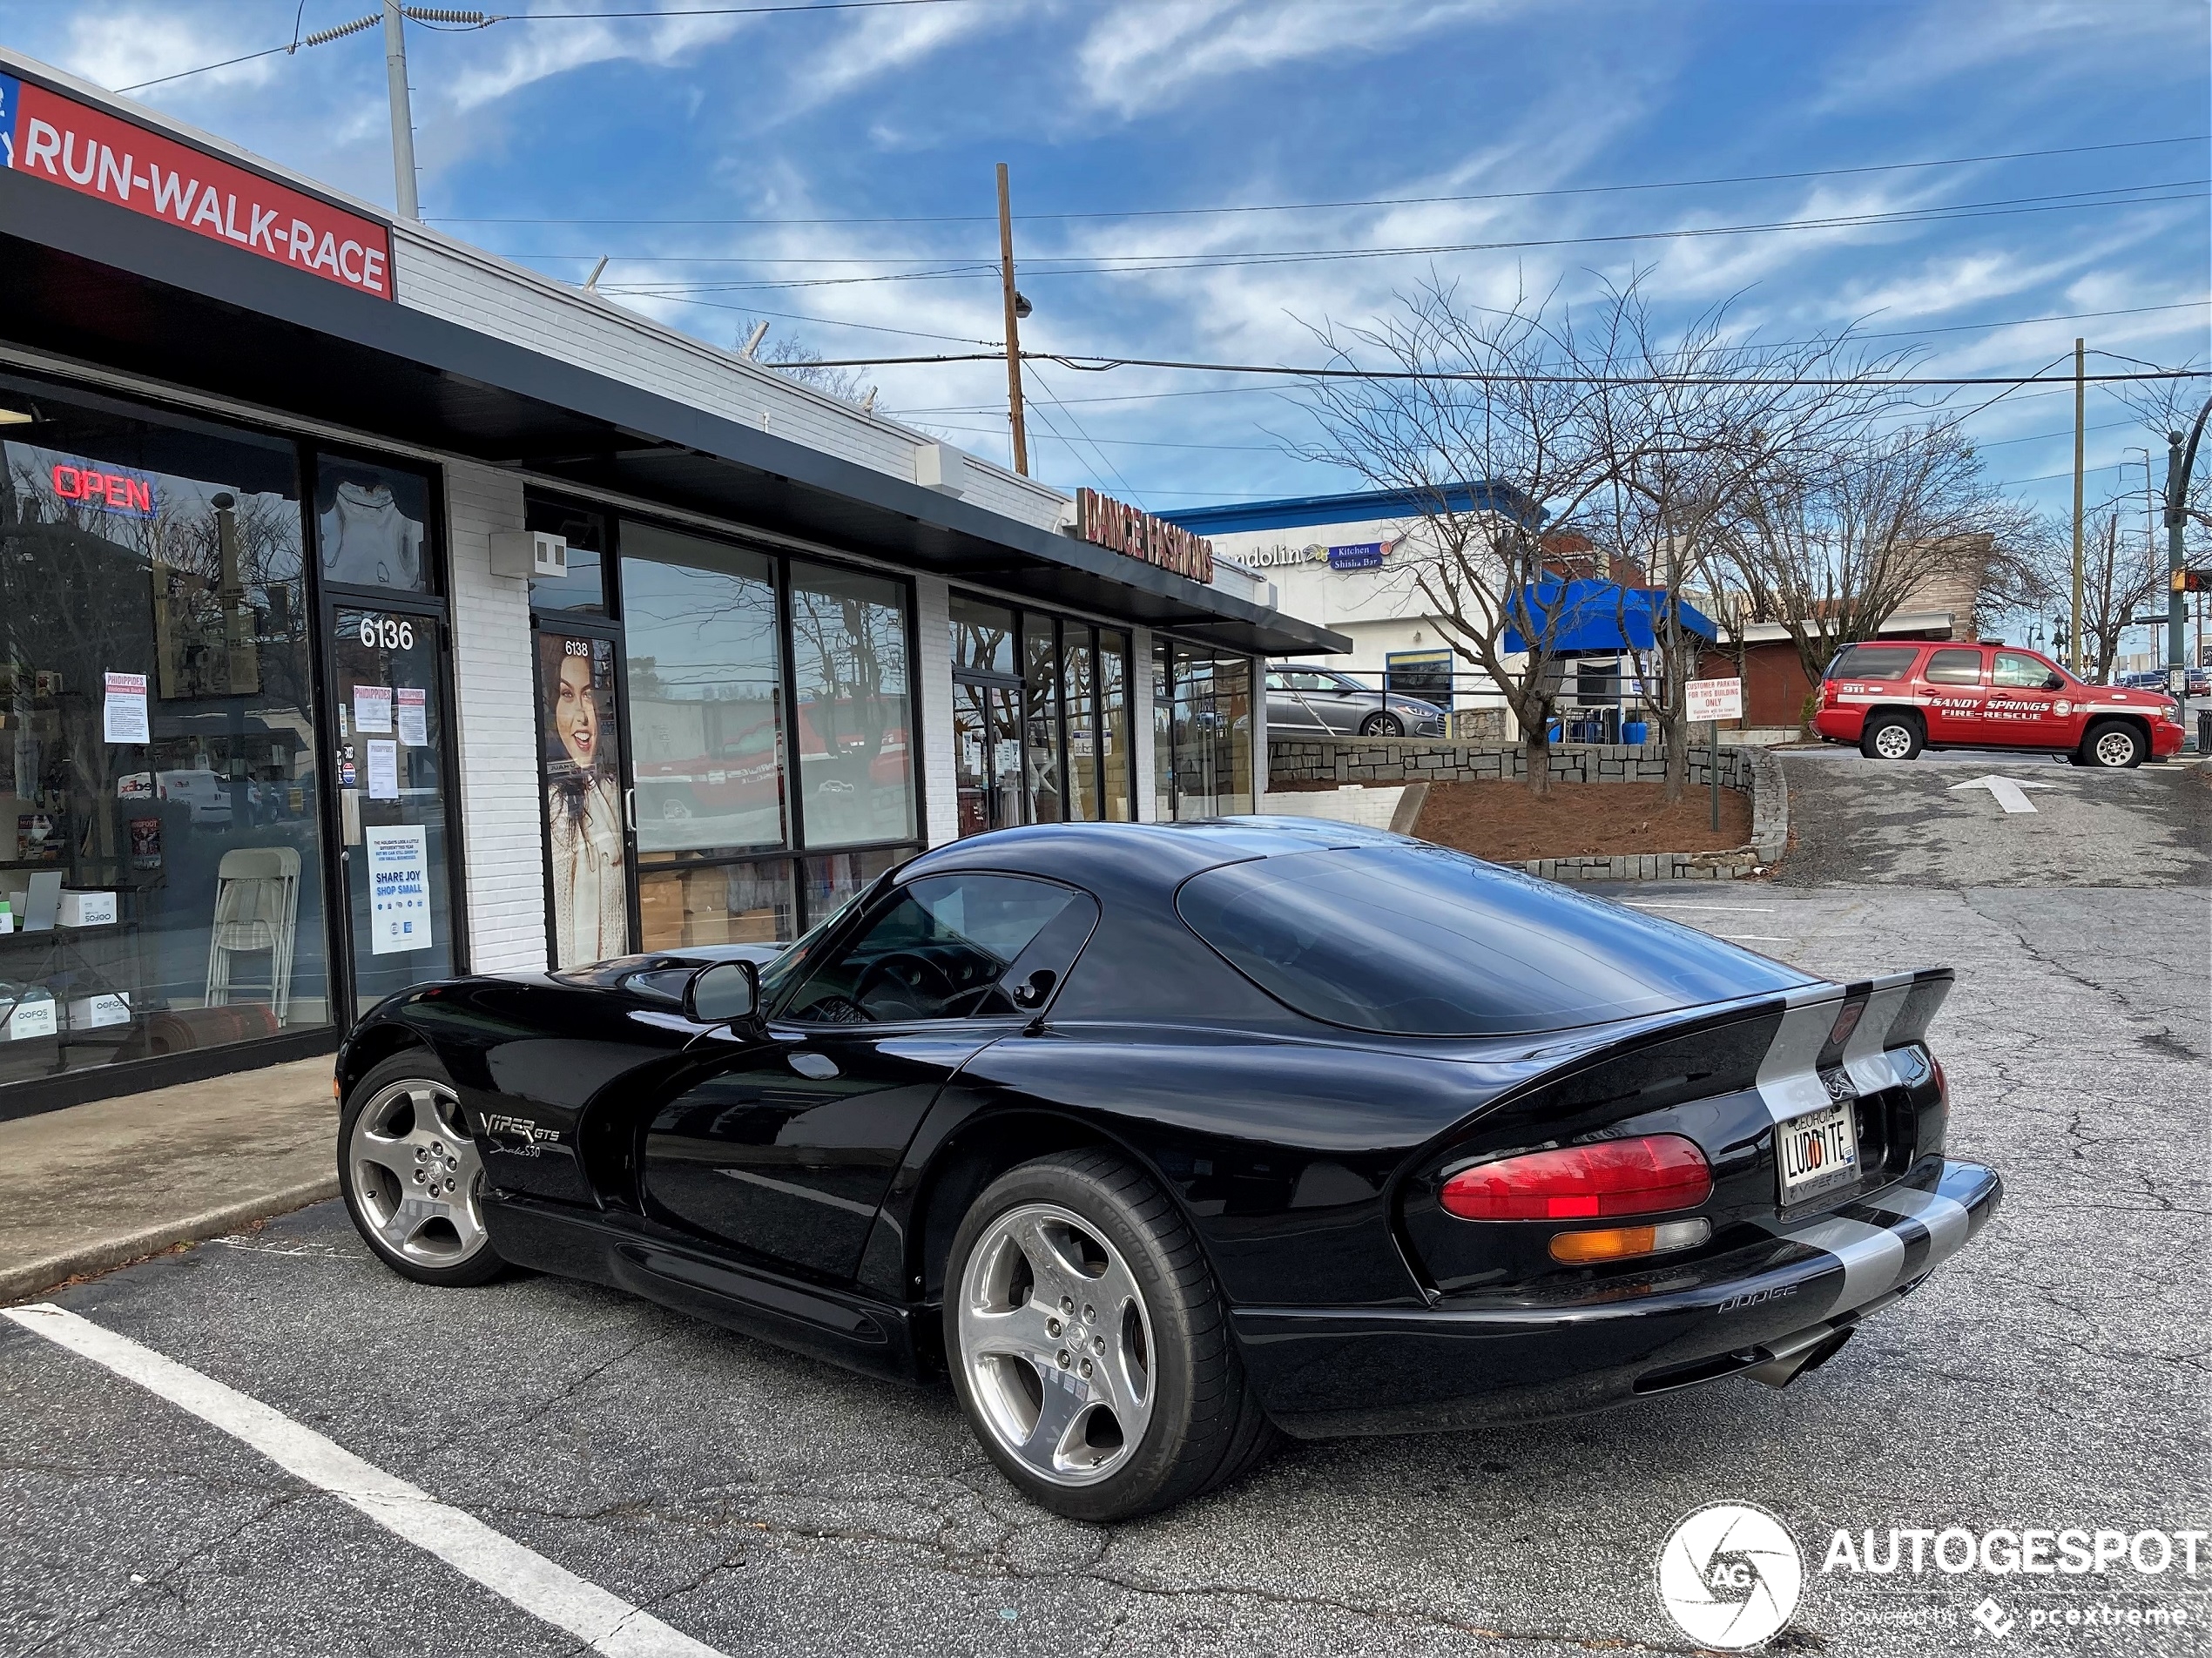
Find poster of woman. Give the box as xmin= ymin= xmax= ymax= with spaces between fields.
xmin=539 ymin=633 xmax=627 ymax=967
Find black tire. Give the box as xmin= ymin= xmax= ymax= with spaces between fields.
xmin=2079 ymin=719 xmax=2147 ymax=769
xmin=1858 ymin=712 xmax=1922 ymax=760
xmin=339 ymin=1049 xmax=507 ymax=1287
xmin=944 ymin=1149 xmax=1278 ymax=1521
xmin=1359 ymin=711 xmax=1404 ymax=738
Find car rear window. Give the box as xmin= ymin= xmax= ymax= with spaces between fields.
xmin=1175 ymin=845 xmax=1810 ymax=1036
xmin=1826 ymin=644 xmax=1919 ymax=682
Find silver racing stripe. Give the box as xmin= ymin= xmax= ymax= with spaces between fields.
xmin=1764 ymin=1213 xmax=1908 ymax=1317
xmin=1839 ymin=981 xmax=1912 ymax=1095
xmin=1858 ymin=1183 xmax=1972 ymax=1269
xmin=1754 ymin=988 xmax=1842 ymax=1123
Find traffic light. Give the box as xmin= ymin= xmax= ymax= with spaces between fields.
xmin=2175 ymin=568 xmax=2209 ymax=592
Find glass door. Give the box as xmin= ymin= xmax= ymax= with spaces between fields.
xmin=953 ymin=679 xmax=1023 ymax=836
xmin=327 ymin=603 xmax=456 ymax=1021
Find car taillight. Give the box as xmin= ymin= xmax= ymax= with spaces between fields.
xmin=1932 ymin=1057 xmax=1947 ymax=1105
xmin=1440 ymin=1134 xmax=1713 ymax=1221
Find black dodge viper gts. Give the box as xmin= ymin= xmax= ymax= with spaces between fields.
xmin=335 ymin=819 xmax=2000 ymax=1520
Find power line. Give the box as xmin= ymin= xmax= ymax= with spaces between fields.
xmin=113 ymin=0 xmax=980 ymax=94
xmin=767 ymin=349 xmax=2212 ymax=388
xmin=595 ymin=187 xmax=2211 ymax=293
xmin=429 ymin=133 xmax=2212 ymax=227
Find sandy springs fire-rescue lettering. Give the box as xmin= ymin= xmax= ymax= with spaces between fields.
xmin=0 ymin=71 xmax=393 ymax=300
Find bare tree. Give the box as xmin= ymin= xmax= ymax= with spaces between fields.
xmin=1716 ymin=423 xmax=2016 ymax=725
xmin=2008 ymin=503 xmax=2164 ymax=683
xmin=1292 ymin=276 xmax=1654 ymax=795
xmin=738 ymin=320 xmax=877 ymax=409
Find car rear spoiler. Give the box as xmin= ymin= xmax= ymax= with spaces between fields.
xmin=1751 ymin=969 xmax=1953 ymax=1124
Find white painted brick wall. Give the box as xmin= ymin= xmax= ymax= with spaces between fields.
xmin=391 ymin=230 xmax=1068 ymax=531
xmin=444 ymin=462 xmax=547 ymax=974
xmin=914 ymin=576 xmax=959 ymax=847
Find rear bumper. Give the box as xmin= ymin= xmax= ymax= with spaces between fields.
xmin=1234 ymin=1156 xmax=2000 ymax=1439
xmin=1811 ymin=707 xmax=1861 ymax=743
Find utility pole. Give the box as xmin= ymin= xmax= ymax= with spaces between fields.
xmin=2069 ymin=338 xmax=2085 ymax=676
xmin=382 ymin=0 xmax=421 ymax=219
xmin=2166 ymin=394 xmax=2212 ymax=691
xmin=995 ymin=163 xmax=1028 ymax=476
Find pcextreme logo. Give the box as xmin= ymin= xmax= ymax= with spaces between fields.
xmin=1656 ymin=1503 xmax=1804 ymax=1649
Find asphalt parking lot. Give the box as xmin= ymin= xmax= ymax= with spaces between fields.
xmin=3 ymin=755 xmax=2206 ymax=1657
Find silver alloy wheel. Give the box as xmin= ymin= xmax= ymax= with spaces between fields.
xmin=1872 ymin=723 xmax=1914 ymax=759
xmin=2092 ymin=728 xmax=2137 ymax=767
xmin=346 ymin=1079 xmax=489 ymax=1267
xmin=957 ymin=1202 xmax=1155 ymax=1486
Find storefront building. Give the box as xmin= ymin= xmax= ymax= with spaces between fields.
xmin=0 ymin=49 xmax=1339 ymax=1115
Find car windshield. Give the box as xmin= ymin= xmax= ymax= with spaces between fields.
xmin=1176 ymin=844 xmax=1811 ymax=1036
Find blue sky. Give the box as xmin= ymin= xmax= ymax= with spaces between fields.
xmin=2 ymin=0 xmax=2206 ymax=527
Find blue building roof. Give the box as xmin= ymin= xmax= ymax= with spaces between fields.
xmin=1158 ymin=482 xmax=1541 ymax=536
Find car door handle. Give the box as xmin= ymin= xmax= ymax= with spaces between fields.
xmin=788 ymin=1052 xmax=840 ymax=1080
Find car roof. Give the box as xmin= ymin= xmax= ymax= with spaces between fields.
xmin=897 ymin=818 xmax=1406 ymax=900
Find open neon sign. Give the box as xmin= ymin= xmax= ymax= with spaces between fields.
xmin=51 ymin=462 xmax=155 ymax=518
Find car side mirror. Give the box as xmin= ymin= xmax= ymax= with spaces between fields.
xmin=685 ymin=959 xmax=759 ymax=1026
xmin=2044 ymin=672 xmax=2065 ymax=691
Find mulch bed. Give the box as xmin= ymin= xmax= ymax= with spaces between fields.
xmin=1412 ymin=780 xmax=1752 ymax=862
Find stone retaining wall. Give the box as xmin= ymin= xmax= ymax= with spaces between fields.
xmin=1265 ymin=737 xmax=1788 ymax=880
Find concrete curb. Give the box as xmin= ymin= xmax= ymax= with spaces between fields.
xmin=0 ymin=1176 xmax=338 ymax=1305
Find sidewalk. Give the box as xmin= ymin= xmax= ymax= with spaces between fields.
xmin=0 ymin=1055 xmax=338 ymax=1304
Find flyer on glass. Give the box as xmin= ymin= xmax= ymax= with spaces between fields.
xmin=365 ymin=824 xmax=432 ymax=954
xmin=366 ymin=738 xmax=399 ymax=800
xmin=395 ymin=686 xmax=428 ymax=746
xmin=354 ymin=684 xmax=393 ymax=734
xmin=102 ymin=671 xmax=149 ymax=744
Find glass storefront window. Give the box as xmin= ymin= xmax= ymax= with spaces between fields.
xmin=802 ymin=846 xmax=905 ymax=931
xmin=621 ymin=523 xmax=786 ymax=856
xmin=1062 ymin=625 xmax=1099 ymax=822
xmin=950 ymin=594 xmax=1016 ymax=678
xmin=1023 ymin=619 xmax=1061 ymax=824
xmin=1163 ymin=644 xmax=1255 ymax=819
xmin=0 ymin=383 xmax=330 ymax=1079
xmin=316 ymin=455 xmax=430 ymax=593
xmin=1152 ymin=637 xmax=1173 ymax=821
xmin=1099 ymin=629 xmax=1132 ymax=822
xmin=638 ymin=857 xmax=792 ymax=950
xmin=526 ymin=495 xmax=610 ymax=615
xmin=789 ymin=561 xmax=914 ymax=849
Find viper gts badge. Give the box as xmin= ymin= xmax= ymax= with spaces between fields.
xmin=482 ymin=1113 xmax=562 ymax=1147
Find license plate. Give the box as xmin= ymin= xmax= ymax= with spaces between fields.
xmin=1777 ymin=1102 xmax=1859 ymax=1204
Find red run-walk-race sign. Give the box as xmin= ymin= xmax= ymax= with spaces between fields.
xmin=0 ymin=70 xmax=395 ymax=300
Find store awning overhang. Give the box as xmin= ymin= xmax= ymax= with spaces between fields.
xmin=1501 ymin=580 xmax=1720 ymax=654
xmin=0 ymin=168 xmax=1346 ymax=658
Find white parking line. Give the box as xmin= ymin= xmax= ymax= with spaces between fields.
xmin=1626 ymin=902 xmax=1777 ymax=912
xmin=1716 ymin=934 xmax=1790 ymax=942
xmin=2 ymin=1304 xmax=726 ymax=1658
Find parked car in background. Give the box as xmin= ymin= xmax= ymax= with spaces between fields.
xmin=1814 ymin=642 xmax=2185 ymax=767
xmin=2114 ymin=670 xmax=2168 ymax=691
xmin=1266 ymin=664 xmax=1447 ymax=738
xmin=2188 ymin=666 xmax=2211 ymax=698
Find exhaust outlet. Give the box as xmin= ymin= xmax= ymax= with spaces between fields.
xmin=1743 ymin=1323 xmax=1854 ymax=1389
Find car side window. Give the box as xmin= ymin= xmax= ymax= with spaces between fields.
xmin=780 ymin=873 xmax=1097 ymax=1025
xmin=1923 ymin=649 xmax=1985 ymax=687
xmin=1992 ymin=651 xmax=2053 ymax=690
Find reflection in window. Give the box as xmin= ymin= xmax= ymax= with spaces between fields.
xmin=1062 ymin=624 xmax=1099 ymax=821
xmin=781 ymin=873 xmax=1082 ymax=1024
xmin=526 ymin=495 xmax=609 ymax=615
xmin=950 ymin=594 xmax=1016 ymax=677
xmin=621 ymin=523 xmax=786 ymax=856
xmin=0 ymin=383 xmax=329 ymax=1081
xmin=1163 ymin=644 xmax=1253 ymax=819
xmin=315 ymin=455 xmax=428 ymax=592
xmin=1024 ymin=619 xmax=1061 ymax=824
xmin=789 ymin=561 xmax=914 ymax=849
xmin=1100 ymin=629 xmax=1132 ymax=822
xmin=803 ymin=845 xmax=905 ymax=933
